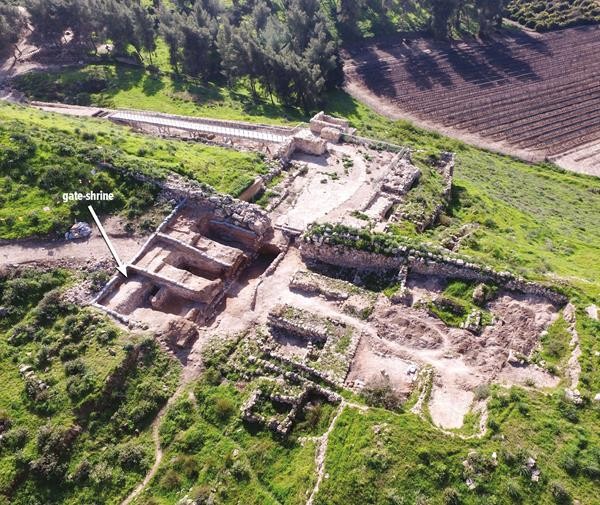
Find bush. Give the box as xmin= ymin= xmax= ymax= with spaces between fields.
xmin=66 ymin=373 xmax=96 ymax=400
xmin=443 ymin=487 xmax=461 ymax=505
xmin=505 ymin=480 xmax=522 ymax=501
xmin=173 ymin=426 xmax=205 ymax=454
xmin=59 ymin=344 xmax=81 ymax=361
xmin=173 ymin=454 xmax=199 ymax=480
xmin=560 ymin=453 xmax=579 ymax=475
xmin=204 ymin=366 xmax=222 ymax=385
xmin=115 ymin=443 xmax=147 ymax=470
xmin=214 ymin=397 xmax=235 ymax=421
xmin=473 ymin=384 xmax=490 ymax=401
xmin=0 ymin=428 xmax=28 ymax=451
xmin=64 ymin=358 xmax=86 ymax=376
xmin=160 ymin=469 xmax=182 ymax=490
xmin=231 ymin=458 xmax=251 ymax=481
xmin=549 ymin=481 xmax=572 ymax=504
xmin=362 ymin=375 xmax=404 ymax=411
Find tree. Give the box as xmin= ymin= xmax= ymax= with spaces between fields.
xmin=476 ymin=0 xmax=504 ymax=37
xmin=428 ymin=0 xmax=459 ymax=39
xmin=337 ymin=0 xmax=365 ymax=39
xmin=0 ymin=5 xmax=26 ymax=58
xmin=159 ymin=0 xmax=221 ymax=78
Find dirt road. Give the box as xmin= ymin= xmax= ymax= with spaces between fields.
xmin=0 ymin=234 xmax=147 ymax=268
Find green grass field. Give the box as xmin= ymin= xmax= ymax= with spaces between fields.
xmin=135 ymin=380 xmax=317 ymax=505
xmin=0 ymin=102 xmax=267 ymax=239
xmin=0 ymin=268 xmax=180 ymax=505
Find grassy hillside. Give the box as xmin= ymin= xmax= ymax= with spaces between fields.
xmin=128 ymin=312 xmax=600 ymax=505
xmin=13 ymin=65 xmax=303 ymax=125
xmin=0 ymin=267 xmax=180 ymax=505
xmin=506 ymin=0 xmax=600 ymax=31
xmin=0 ymin=103 xmax=267 ymax=239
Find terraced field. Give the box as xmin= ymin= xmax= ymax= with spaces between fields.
xmin=343 ymin=25 xmax=600 ymax=175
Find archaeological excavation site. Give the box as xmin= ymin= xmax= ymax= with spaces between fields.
xmin=90 ymin=111 xmax=574 ymax=434
xmin=3 ymin=4 xmax=600 ymax=503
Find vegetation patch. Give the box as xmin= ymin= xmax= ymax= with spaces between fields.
xmin=506 ymin=0 xmax=600 ymax=31
xmin=0 ymin=103 xmax=266 ymax=238
xmin=0 ymin=267 xmax=180 ymax=505
xmin=428 ymin=280 xmax=495 ymax=328
xmin=136 ymin=340 xmax=319 ymax=505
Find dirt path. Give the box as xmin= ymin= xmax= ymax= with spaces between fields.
xmin=0 ymin=234 xmax=147 ymax=267
xmin=306 ymin=400 xmax=368 ymax=505
xmin=121 ymin=378 xmax=190 ymax=505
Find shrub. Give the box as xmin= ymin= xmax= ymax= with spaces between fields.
xmin=473 ymin=384 xmax=490 ymax=401
xmin=66 ymin=373 xmax=96 ymax=400
xmin=487 ymin=419 xmax=500 ymax=433
xmin=35 ymin=345 xmax=51 ymax=368
xmin=214 ymin=397 xmax=235 ymax=421
xmin=35 ymin=289 xmax=71 ymax=325
xmin=59 ymin=344 xmax=81 ymax=361
xmin=231 ymin=458 xmax=251 ymax=481
xmin=560 ymin=452 xmax=579 ymax=475
xmin=362 ymin=375 xmax=403 ymax=411
xmin=506 ymin=480 xmax=522 ymax=501
xmin=64 ymin=358 xmax=86 ymax=376
xmin=0 ymin=428 xmax=28 ymax=451
xmin=173 ymin=454 xmax=199 ymax=480
xmin=190 ymin=485 xmax=212 ymax=502
xmin=549 ymin=481 xmax=572 ymax=504
xmin=174 ymin=426 xmax=205 ymax=454
xmin=204 ymin=366 xmax=222 ymax=385
xmin=115 ymin=443 xmax=147 ymax=469
xmin=72 ymin=459 xmax=91 ymax=483
xmin=160 ymin=469 xmax=182 ymax=490
xmin=443 ymin=487 xmax=461 ymax=505
xmin=582 ymin=462 xmax=600 ymax=479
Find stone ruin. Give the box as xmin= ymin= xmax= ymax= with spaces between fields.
xmin=300 ymin=227 xmax=567 ymax=306
xmin=266 ymin=304 xmax=362 ymax=387
xmin=361 ymin=151 xmax=422 ymax=221
xmin=276 ymin=111 xmax=354 ymax=160
xmin=394 ymin=151 xmax=455 ymax=231
xmin=93 ymin=191 xmax=280 ymax=346
xmin=240 ymin=382 xmax=341 ymax=437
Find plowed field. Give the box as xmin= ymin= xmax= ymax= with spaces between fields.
xmin=343 ymin=26 xmax=600 ymax=176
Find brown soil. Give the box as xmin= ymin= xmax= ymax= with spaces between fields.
xmin=358 ymin=285 xmax=560 ymax=428
xmin=343 ymin=26 xmax=600 ymax=176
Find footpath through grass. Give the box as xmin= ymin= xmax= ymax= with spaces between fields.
xmin=0 ymin=267 xmax=180 ymax=505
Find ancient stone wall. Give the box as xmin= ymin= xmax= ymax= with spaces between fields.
xmin=300 ymin=239 xmax=567 ymax=305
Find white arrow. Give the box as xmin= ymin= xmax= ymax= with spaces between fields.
xmin=87 ymin=205 xmax=128 ymax=277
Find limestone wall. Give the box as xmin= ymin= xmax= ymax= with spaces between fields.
xmin=300 ymin=240 xmax=567 ymax=305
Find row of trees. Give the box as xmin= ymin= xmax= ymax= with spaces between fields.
xmin=429 ymin=0 xmax=506 ymax=39
xmin=25 ymin=0 xmax=156 ymax=61
xmin=159 ymin=0 xmax=340 ymax=109
xmin=10 ymin=0 xmax=506 ymax=108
